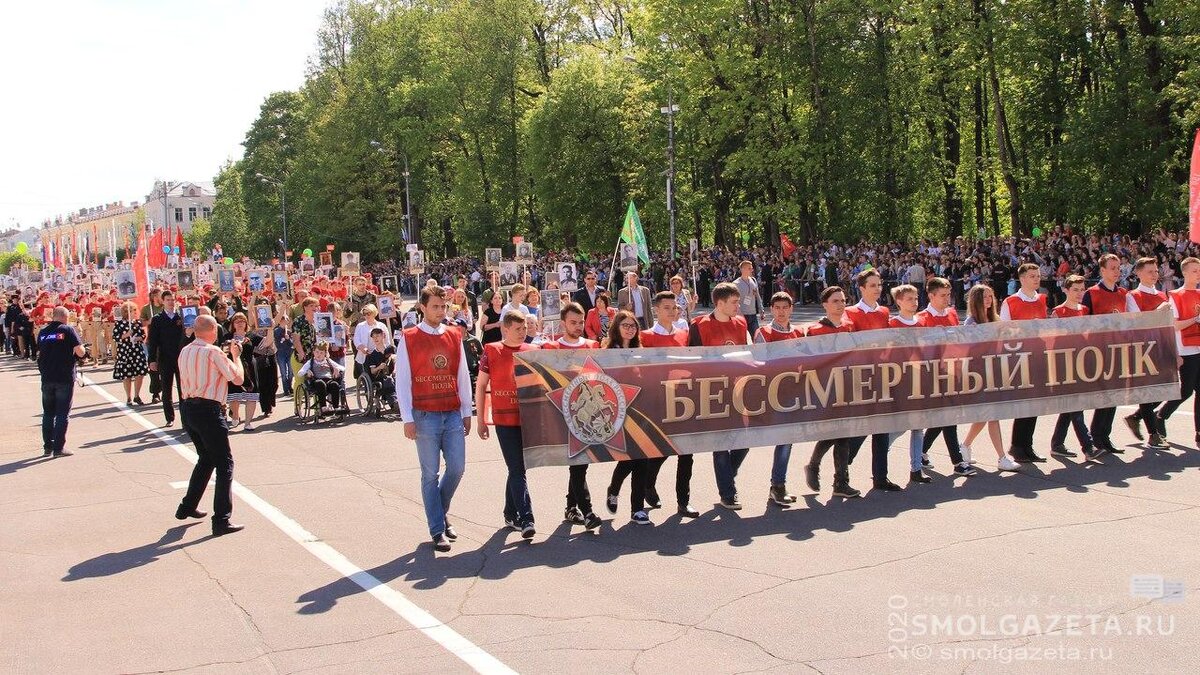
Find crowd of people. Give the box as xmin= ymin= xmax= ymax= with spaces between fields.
xmin=14 ymin=225 xmax=1200 ymax=548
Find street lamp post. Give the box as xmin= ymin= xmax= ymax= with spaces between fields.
xmin=255 ymin=173 xmax=287 ymax=261
xmin=625 ymin=55 xmax=681 ymax=260
xmin=371 ymin=140 xmax=413 ymax=246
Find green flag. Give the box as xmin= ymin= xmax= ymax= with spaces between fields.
xmin=620 ymin=201 xmax=650 ymax=265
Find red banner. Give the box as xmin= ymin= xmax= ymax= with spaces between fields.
xmin=515 ymin=311 xmax=1180 ymax=467
xmin=1190 ymin=129 xmax=1200 ymax=244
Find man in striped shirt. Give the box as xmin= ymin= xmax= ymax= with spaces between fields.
xmin=175 ymin=315 xmax=246 ymax=536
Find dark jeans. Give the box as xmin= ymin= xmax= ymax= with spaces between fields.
xmin=608 ymin=459 xmax=650 ymax=514
xmin=644 ymin=454 xmax=693 ymax=507
xmin=1158 ymin=353 xmax=1200 ymax=431
xmin=41 ymin=381 xmax=74 ymax=454
xmin=179 ymin=399 xmax=234 ymax=523
xmin=496 ymin=425 xmax=532 ymax=524
xmin=256 ymin=356 xmax=277 ymax=414
xmin=921 ymin=426 xmax=966 ymax=465
xmin=1090 ymin=407 xmax=1117 ymax=446
xmin=157 ymin=359 xmax=181 ymax=423
xmin=565 ymin=464 xmax=592 ymax=514
xmin=809 ymin=439 xmax=852 ymax=484
xmin=1051 ymin=412 xmax=1092 ymax=449
xmin=847 ymin=433 xmax=891 ymax=482
xmin=712 ymin=448 xmax=749 ymax=501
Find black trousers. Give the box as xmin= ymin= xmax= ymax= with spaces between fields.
xmin=1011 ymin=417 xmax=1037 ymax=452
xmin=310 ymin=378 xmax=343 ymax=408
xmin=846 ymin=433 xmax=890 ymax=481
xmin=608 ymin=459 xmax=653 ymax=514
xmin=1158 ymin=353 xmax=1200 ymax=431
xmin=809 ymin=439 xmax=852 ymax=484
xmin=256 ymin=356 xmax=277 ymax=414
xmin=565 ymin=464 xmax=592 ymax=514
xmin=921 ymin=426 xmax=966 ymax=465
xmin=179 ymin=399 xmax=234 ymax=523
xmin=157 ymin=359 xmax=181 ymax=423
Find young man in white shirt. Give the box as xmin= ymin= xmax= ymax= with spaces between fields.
xmin=1153 ymin=257 xmax=1200 ymax=447
xmin=1122 ymin=257 xmax=1168 ymax=446
xmin=999 ymin=263 xmax=1048 ymax=463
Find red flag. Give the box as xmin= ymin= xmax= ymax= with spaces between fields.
xmin=133 ymin=224 xmax=150 ymax=310
xmin=175 ymin=227 xmax=186 ymax=259
xmin=1190 ymin=129 xmax=1200 ymax=244
xmin=780 ymin=233 xmax=797 ymax=258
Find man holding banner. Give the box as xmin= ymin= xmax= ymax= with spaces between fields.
xmin=1155 ymin=257 xmax=1200 ymax=446
xmin=803 ymin=286 xmax=860 ymax=498
xmin=689 ymin=282 xmax=751 ymax=510
xmin=1000 ymin=263 xmax=1049 ymax=464
xmin=753 ymin=291 xmax=804 ymax=505
xmin=1082 ymin=254 xmax=1129 ymax=455
xmin=1123 ymin=257 xmax=1169 ymax=447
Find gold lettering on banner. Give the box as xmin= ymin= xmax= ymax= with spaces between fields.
xmin=848 ymin=365 xmax=877 ymax=404
xmin=732 ymin=375 xmax=767 ymax=416
xmin=1075 ymin=346 xmax=1103 ymax=383
xmin=768 ymin=371 xmax=802 ymax=413
xmin=802 ymin=366 xmax=847 ymax=410
xmin=1045 ymin=348 xmax=1074 ymax=385
xmin=878 ymin=362 xmax=903 ymax=401
xmin=961 ymin=357 xmax=985 ymax=394
xmin=1134 ymin=341 xmax=1158 ymax=377
xmin=697 ymin=377 xmax=731 ymax=420
xmin=903 ymin=360 xmax=927 ymax=399
xmin=662 ymin=379 xmax=695 ymax=423
xmin=1000 ymin=352 xmax=1033 ymax=390
xmin=1103 ymin=343 xmax=1128 ymax=380
xmin=929 ymin=358 xmax=958 ymax=398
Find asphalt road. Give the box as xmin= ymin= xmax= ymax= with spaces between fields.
xmin=2 ymin=342 xmax=1198 ymax=674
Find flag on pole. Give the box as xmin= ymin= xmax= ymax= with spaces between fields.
xmin=620 ymin=201 xmax=650 ymax=265
xmin=780 ymin=233 xmax=797 ymax=258
xmin=133 ymin=224 xmax=150 ymax=309
xmin=1190 ymin=129 xmax=1200 ymax=244
xmin=175 ymin=227 xmax=186 ymax=259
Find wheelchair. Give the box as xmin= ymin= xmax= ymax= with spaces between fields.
xmin=294 ymin=376 xmax=350 ymax=424
xmin=355 ymin=372 xmax=398 ymax=419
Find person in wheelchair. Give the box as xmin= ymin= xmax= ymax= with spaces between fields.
xmin=297 ymin=341 xmax=347 ymax=414
xmin=363 ymin=327 xmax=397 ymax=411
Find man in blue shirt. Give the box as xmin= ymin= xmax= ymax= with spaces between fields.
xmin=37 ymin=306 xmax=86 ymax=457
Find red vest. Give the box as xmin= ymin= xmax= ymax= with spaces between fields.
xmin=805 ymin=318 xmax=854 ymax=337
xmin=845 ymin=304 xmax=890 ymax=331
xmin=1052 ymin=304 xmax=1089 ymax=319
xmin=540 ymin=337 xmax=598 ymax=350
xmin=1170 ymin=288 xmax=1200 ymax=347
xmin=640 ymin=329 xmax=688 ymax=348
xmin=482 ymin=342 xmax=536 ymax=426
xmin=403 ymin=326 xmax=463 ymax=412
xmin=1130 ymin=288 xmax=1167 ymax=311
xmin=916 ymin=308 xmax=960 ymax=327
xmin=888 ymin=316 xmax=923 ymax=329
xmin=692 ymin=314 xmax=749 ymax=346
xmin=754 ymin=324 xmax=804 ymax=343
xmin=1002 ymin=293 xmax=1047 ymax=321
xmin=1085 ymin=285 xmax=1128 ymax=315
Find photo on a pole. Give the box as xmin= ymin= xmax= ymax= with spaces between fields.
xmin=515 ymin=242 xmax=534 ymax=263
xmin=558 ymin=263 xmax=577 ymax=291
xmin=408 ymin=250 xmax=425 ymax=274
xmin=619 ymin=243 xmax=639 ymax=272
xmin=499 ymin=261 xmax=520 ymax=287
xmin=485 ymin=248 xmax=502 ymax=272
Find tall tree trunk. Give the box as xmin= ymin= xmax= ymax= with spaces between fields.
xmin=972 ymin=0 xmax=986 ymax=238
xmin=982 ymin=0 xmax=1023 ymax=236
xmin=932 ymin=3 xmax=963 ymax=239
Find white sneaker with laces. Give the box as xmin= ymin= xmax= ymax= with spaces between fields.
xmin=997 ymin=456 xmax=1021 ymax=472
xmin=962 ymin=444 xmax=976 ymax=464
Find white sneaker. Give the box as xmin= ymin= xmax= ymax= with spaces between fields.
xmin=962 ymin=444 xmax=977 ymax=464
xmin=997 ymin=456 xmax=1021 ymax=472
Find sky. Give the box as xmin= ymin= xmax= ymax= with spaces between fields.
xmin=0 ymin=0 xmax=331 ymax=231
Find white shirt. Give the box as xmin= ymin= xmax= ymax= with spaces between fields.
xmin=892 ymin=315 xmax=920 ymax=326
xmin=853 ymin=299 xmax=885 ymax=315
xmin=921 ymin=304 xmax=952 ymax=317
xmin=353 ymin=319 xmax=387 ymax=363
xmin=393 ymin=321 xmax=474 ymax=423
xmin=629 ymin=286 xmax=644 ymax=317
xmin=501 ymin=302 xmax=529 ymax=320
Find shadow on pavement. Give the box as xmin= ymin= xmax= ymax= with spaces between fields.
xmin=293 ymin=445 xmax=1200 ymax=614
xmin=62 ymin=524 xmax=209 ymax=581
xmin=0 ymin=456 xmax=54 ymax=476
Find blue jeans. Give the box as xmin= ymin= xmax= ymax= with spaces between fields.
xmin=1051 ymin=412 xmax=1092 ymax=449
xmin=496 ymin=425 xmax=532 ymax=524
xmin=771 ymin=444 xmax=791 ymax=485
xmin=713 ymin=448 xmax=749 ymax=501
xmin=413 ymin=409 xmax=467 ymax=537
xmin=41 ymin=381 xmax=74 ymax=454
xmin=276 ymin=351 xmax=293 ymax=394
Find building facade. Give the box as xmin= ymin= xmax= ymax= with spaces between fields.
xmin=144 ymin=180 xmax=216 ymax=235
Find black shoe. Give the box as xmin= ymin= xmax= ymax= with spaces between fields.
xmin=645 ymin=490 xmax=662 ymax=509
xmin=1155 ymin=415 xmax=1169 ymax=440
xmin=42 ymin=449 xmax=52 ymax=457
xmin=872 ymin=479 xmax=903 ymax=492
xmin=953 ymin=462 xmax=978 ymax=476
xmin=583 ymin=512 xmax=602 ymax=531
xmin=175 ymin=506 xmax=208 ymax=520
xmin=605 ymin=489 xmax=618 ymax=515
xmin=1084 ymin=445 xmax=1109 ymax=461
xmin=804 ymin=464 xmax=820 ymax=492
xmin=1107 ymin=445 xmax=1125 ymax=455
xmin=1050 ymin=445 xmax=1078 ymax=458
xmin=431 ymin=533 xmax=451 ymax=552
xmin=1123 ymin=414 xmax=1144 ymax=441
xmin=909 ymin=471 xmax=931 ymax=484
xmin=151 ymin=395 xmax=161 ymax=405
xmin=164 ymin=419 xmax=175 ymax=427
xmin=631 ymin=511 xmax=651 ymax=525
xmin=443 ymin=521 xmax=459 ymax=541
xmin=521 ymin=522 xmax=536 ymax=539
xmin=133 ymin=397 xmax=145 ymax=406
xmin=1009 ymin=448 xmax=1035 ymax=464
xmin=1147 ymin=433 xmax=1168 ymax=448
xmin=51 ymin=450 xmax=73 ymax=458
xmin=562 ymin=507 xmax=585 ymax=526
xmin=677 ymin=504 xmax=700 ymax=518
xmin=1195 ymin=431 xmax=1200 ymax=446
xmin=506 ymin=517 xmax=523 ymax=531
xmin=832 ymin=483 xmax=861 ymax=498
xmin=212 ymin=522 xmax=245 ymax=536
xmin=1027 ymin=451 xmax=1047 ymax=463
xmin=769 ymin=483 xmax=798 ymax=505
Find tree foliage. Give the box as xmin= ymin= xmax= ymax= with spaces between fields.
xmin=215 ymin=0 xmax=1200 ymax=261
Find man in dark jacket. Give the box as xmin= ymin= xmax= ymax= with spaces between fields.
xmin=148 ymin=291 xmax=186 ymax=427
xmin=37 ymin=307 xmax=86 ymax=457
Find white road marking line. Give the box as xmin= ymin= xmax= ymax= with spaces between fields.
xmin=81 ymin=375 xmax=514 ymax=675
